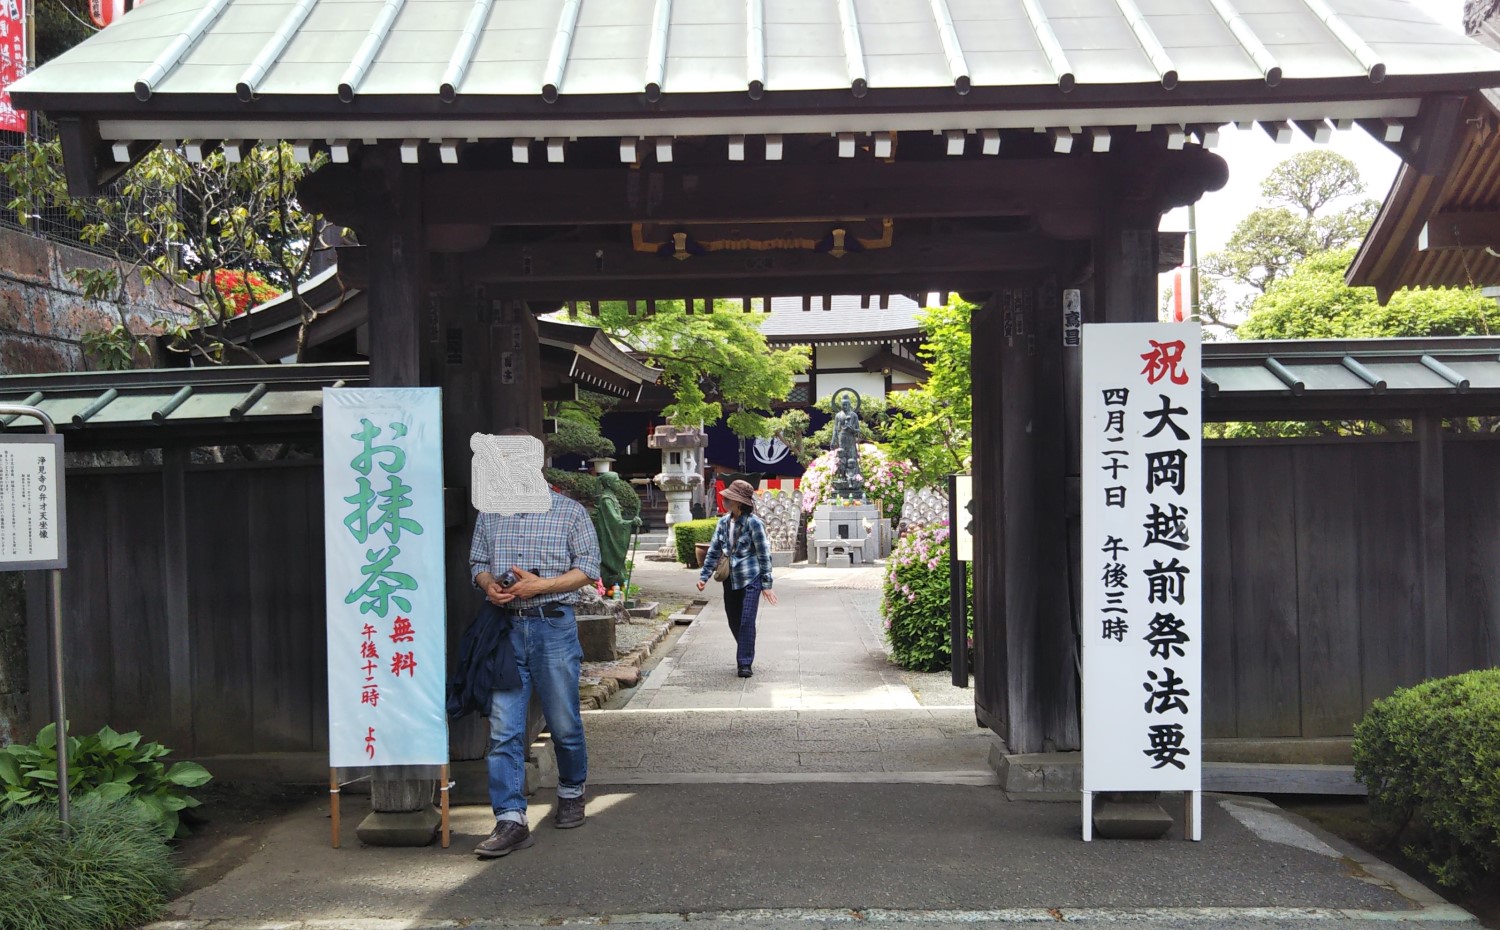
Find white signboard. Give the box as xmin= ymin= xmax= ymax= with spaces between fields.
xmin=0 ymin=435 xmax=66 ymax=570
xmin=323 ymin=388 xmax=448 ymax=769
xmin=952 ymin=475 xmax=974 ymax=562
xmin=1081 ymin=324 xmax=1201 ymax=828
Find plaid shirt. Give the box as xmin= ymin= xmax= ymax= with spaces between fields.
xmin=698 ymin=512 xmax=774 ymax=591
xmin=469 ymin=491 xmax=601 ymax=608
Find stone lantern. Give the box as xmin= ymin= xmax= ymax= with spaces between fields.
xmin=648 ymin=425 xmax=707 ymax=537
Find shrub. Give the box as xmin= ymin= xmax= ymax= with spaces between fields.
xmin=0 ymin=723 xmax=212 ymax=838
xmin=546 ymin=418 xmax=616 ymax=460
xmin=882 ymin=522 xmax=971 ymax=671
xmin=1352 ymin=668 xmax=1500 ymax=890
xmin=672 ymin=518 xmax=720 ymax=566
xmin=800 ymin=444 xmax=910 ymax=519
xmin=0 ymin=797 xmax=179 ymax=930
xmin=545 ymin=469 xmax=642 ymax=522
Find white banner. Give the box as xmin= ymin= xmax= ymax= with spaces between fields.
xmin=952 ymin=475 xmax=973 ymax=562
xmin=0 ymin=435 xmax=66 ymax=570
xmin=1081 ymin=324 xmax=1201 ymax=793
xmin=323 ymin=388 xmax=448 ymax=769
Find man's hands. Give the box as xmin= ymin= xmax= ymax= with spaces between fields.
xmin=502 ymin=566 xmax=550 ymax=601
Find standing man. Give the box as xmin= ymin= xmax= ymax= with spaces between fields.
xmin=469 ymin=457 xmax=601 ymax=860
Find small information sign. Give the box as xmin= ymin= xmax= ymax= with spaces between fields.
xmin=0 ymin=434 xmax=67 ymax=570
xmin=953 ymin=475 xmax=974 ymax=562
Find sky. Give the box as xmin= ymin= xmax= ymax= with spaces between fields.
xmin=1157 ymin=0 xmax=1468 ymax=312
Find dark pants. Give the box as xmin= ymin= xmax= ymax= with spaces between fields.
xmin=722 ymin=581 xmax=761 ymax=668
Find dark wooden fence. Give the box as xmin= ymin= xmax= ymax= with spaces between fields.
xmin=25 ymin=434 xmax=1500 ymax=761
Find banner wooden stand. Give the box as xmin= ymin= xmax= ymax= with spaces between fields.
xmin=328 ymin=766 xmax=452 ymax=849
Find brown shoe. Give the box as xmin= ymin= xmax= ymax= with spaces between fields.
xmin=554 ymin=794 xmax=586 ymax=829
xmin=474 ymin=820 xmax=535 ymax=859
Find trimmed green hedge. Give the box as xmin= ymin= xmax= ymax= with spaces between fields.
xmin=672 ymin=518 xmax=720 ymax=566
xmin=1352 ymin=668 xmax=1500 ymax=890
xmin=0 ymin=798 xmax=178 ymax=930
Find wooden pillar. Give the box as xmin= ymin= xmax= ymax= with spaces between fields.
xmin=490 ymin=300 xmax=544 ymax=437
xmin=1415 ymin=412 xmax=1448 ymax=678
xmin=363 ymin=149 xmax=426 ymax=388
xmin=161 ymin=447 xmax=195 ymax=752
xmin=1095 ymin=204 xmax=1161 ymax=324
xmin=972 ymin=285 xmax=1080 ymax=754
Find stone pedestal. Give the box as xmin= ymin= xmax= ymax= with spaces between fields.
xmin=358 ymin=776 xmax=439 ymax=846
xmin=811 ymin=501 xmax=881 ymax=565
xmin=576 ymin=613 xmax=616 ymax=661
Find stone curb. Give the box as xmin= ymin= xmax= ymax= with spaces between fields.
xmin=578 ymin=614 xmax=676 ymax=710
xmin=144 ymin=903 xmax=1484 ymax=930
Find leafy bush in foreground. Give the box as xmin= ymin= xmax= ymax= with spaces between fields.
xmin=0 ymin=724 xmax=212 ymax=838
xmin=1353 ymin=668 xmax=1500 ymax=890
xmin=0 ymin=798 xmax=178 ymax=930
xmin=882 ymin=522 xmax=971 ymax=671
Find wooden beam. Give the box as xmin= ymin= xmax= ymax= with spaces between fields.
xmin=1405 ymin=94 xmax=1466 ymax=178
xmin=1416 ymin=208 xmax=1500 ymax=251
xmin=460 ymin=231 xmax=1062 ymax=284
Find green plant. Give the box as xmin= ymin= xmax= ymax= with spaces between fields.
xmin=544 ymin=469 xmax=641 ymax=521
xmin=546 ymin=418 xmax=617 ymax=460
xmin=0 ymin=797 xmax=178 ymax=930
xmin=882 ymin=522 xmax=971 ymax=671
xmin=1352 ymin=669 xmax=1500 ymax=890
xmin=672 ymin=518 xmax=720 ymax=566
xmin=0 ymin=723 xmax=213 ymax=838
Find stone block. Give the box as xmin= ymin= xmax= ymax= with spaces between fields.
xmin=1091 ymin=796 xmax=1174 ymax=840
xmin=596 ymin=666 xmax=641 ymax=687
xmin=627 ymin=601 xmax=660 ymax=618
xmin=575 ymin=613 xmax=616 ymax=661
xmin=991 ymin=746 xmax=1082 ymax=801
xmin=355 ymin=807 xmax=440 ymax=847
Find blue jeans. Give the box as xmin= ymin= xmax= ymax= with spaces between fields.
xmin=486 ymin=607 xmax=587 ymax=822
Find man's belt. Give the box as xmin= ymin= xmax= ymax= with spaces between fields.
xmin=500 ymin=605 xmax=567 ymax=618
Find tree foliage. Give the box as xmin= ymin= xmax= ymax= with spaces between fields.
xmin=880 ymin=298 xmax=974 ymax=488
xmin=589 ymin=300 xmax=809 ymax=436
xmin=1198 ymin=151 xmax=1379 ymax=333
xmin=1238 ymin=249 xmax=1499 ymax=340
xmin=0 ymin=139 xmax=334 ymax=367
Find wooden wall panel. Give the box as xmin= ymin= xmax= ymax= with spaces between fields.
xmin=185 ymin=469 xmax=255 ymax=756
xmin=1358 ymin=444 xmax=1422 ymax=712
xmin=970 ymin=298 xmax=1009 ymax=740
xmin=1446 ymin=441 xmax=1500 ymax=670
xmin=247 ymin=466 xmax=325 ymax=752
xmin=103 ymin=474 xmax=169 ymax=736
xmin=1226 ymin=446 xmax=1301 ymax=737
xmin=1293 ymin=445 xmax=1362 ymax=737
xmin=55 ymin=474 xmax=113 ymax=735
xmin=1200 ymin=445 xmax=1236 ymax=738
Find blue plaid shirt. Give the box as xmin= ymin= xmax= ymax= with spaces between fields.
xmin=469 ymin=491 xmax=601 ymax=607
xmin=698 ymin=512 xmax=774 ymax=591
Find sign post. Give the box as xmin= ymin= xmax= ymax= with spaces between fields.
xmin=322 ymin=388 xmax=450 ymax=848
xmin=948 ymin=474 xmax=973 ymax=687
xmin=1080 ymin=324 xmax=1202 ymax=842
xmin=0 ymin=405 xmax=69 ymax=824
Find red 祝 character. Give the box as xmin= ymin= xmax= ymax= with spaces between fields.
xmin=390 ymin=616 xmax=416 ymax=643
xmin=1140 ymin=340 xmax=1189 ymax=386
xmin=390 ymin=652 xmax=418 ymax=677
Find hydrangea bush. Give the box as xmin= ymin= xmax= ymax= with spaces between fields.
xmin=881 ymin=521 xmax=972 ymax=671
xmin=800 ymin=445 xmax=910 ymax=519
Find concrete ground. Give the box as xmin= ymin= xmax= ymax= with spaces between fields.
xmin=151 ymin=561 xmax=1482 ymax=930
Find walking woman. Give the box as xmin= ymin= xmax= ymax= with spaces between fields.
xmin=696 ymin=479 xmax=778 ymax=677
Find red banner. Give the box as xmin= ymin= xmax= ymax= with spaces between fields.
xmin=90 ymin=0 xmax=145 ymax=29
xmin=0 ymin=0 xmax=24 ymax=134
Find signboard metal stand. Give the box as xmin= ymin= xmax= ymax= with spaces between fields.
xmin=0 ymin=404 xmax=69 ymax=825
xmin=948 ymin=474 xmax=973 ymax=687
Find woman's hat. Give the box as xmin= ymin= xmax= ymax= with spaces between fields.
xmin=721 ymin=479 xmax=756 ymax=508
